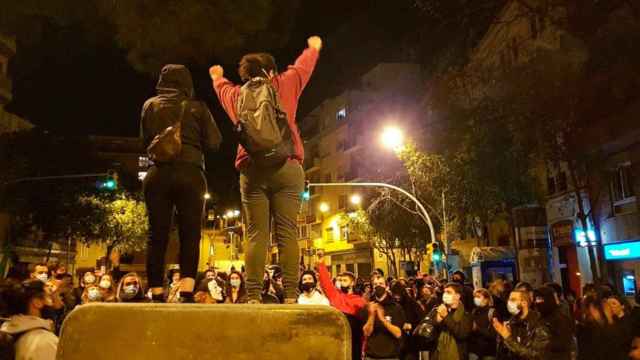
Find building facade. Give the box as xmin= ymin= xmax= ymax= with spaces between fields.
xmin=299 ymin=63 xmax=424 ymax=278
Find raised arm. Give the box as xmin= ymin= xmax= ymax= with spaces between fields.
xmin=275 ymin=36 xmax=322 ymax=99
xmin=209 ymin=65 xmax=240 ymax=123
xmin=316 ymin=252 xmax=345 ymax=309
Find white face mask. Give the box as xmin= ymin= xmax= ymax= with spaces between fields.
xmin=442 ymin=293 xmax=456 ymax=305
xmin=474 ymin=297 xmax=486 ymax=307
xmin=84 ymin=274 xmax=96 ymax=285
xmin=208 ymin=281 xmax=223 ymax=301
xmin=88 ymin=288 xmax=102 ymax=301
xmin=36 ymin=273 xmax=49 ymax=283
xmin=99 ymin=280 xmax=111 ymax=289
xmin=508 ymin=300 xmax=521 ymax=315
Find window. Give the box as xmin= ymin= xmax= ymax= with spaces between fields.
xmin=298 ymin=224 xmax=309 ymax=239
xmin=338 ymin=195 xmax=347 ymax=210
xmin=341 ymin=225 xmax=350 ymax=242
xmin=138 ymin=156 xmax=150 ymax=168
xmin=612 ymin=164 xmax=635 ymax=202
xmin=547 ymin=176 xmax=556 ymax=195
xmin=557 ymin=171 xmax=568 ymax=192
xmin=336 ymin=108 xmax=347 ymax=121
xmin=325 ymin=226 xmax=335 ymax=243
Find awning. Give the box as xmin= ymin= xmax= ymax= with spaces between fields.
xmin=470 ymin=246 xmax=516 ymax=264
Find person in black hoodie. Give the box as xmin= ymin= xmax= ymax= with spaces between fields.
xmin=141 ymin=64 xmax=222 ymax=303
xmin=469 ymin=288 xmax=497 ymax=360
xmin=534 ymin=286 xmax=573 ymax=360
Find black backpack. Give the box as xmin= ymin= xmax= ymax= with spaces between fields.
xmin=0 ymin=329 xmax=23 ymax=360
xmin=235 ymin=78 xmax=292 ymax=167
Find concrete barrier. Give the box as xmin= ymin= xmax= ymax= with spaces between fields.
xmin=57 ymin=303 xmax=351 ymax=360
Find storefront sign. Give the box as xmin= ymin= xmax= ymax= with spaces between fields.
xmin=604 ymin=241 xmax=640 ymax=261
xmin=551 ymin=221 xmax=574 ymax=247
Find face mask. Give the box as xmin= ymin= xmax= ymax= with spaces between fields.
xmin=230 ymin=279 xmax=241 ymax=288
xmin=84 ymin=275 xmax=96 ymax=285
xmin=474 ymin=297 xmax=486 ymax=307
xmin=208 ymin=281 xmax=223 ymax=301
xmin=508 ymin=300 xmax=521 ymax=315
xmin=88 ymin=288 xmax=102 ymax=301
xmin=374 ymin=286 xmax=387 ymax=299
xmin=340 ymin=285 xmax=351 ymax=294
xmin=442 ymin=293 xmax=456 ymax=305
xmin=121 ymin=285 xmax=138 ymax=300
xmin=99 ymin=280 xmax=111 ymax=289
xmin=36 ymin=273 xmax=49 ymax=283
xmin=301 ymin=282 xmax=315 ymax=292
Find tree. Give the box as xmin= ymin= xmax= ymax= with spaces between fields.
xmin=78 ymin=193 xmax=148 ymax=264
xmin=346 ymin=189 xmax=430 ymax=277
xmin=0 ymin=129 xmax=112 ymax=261
xmin=0 ymin=0 xmax=300 ymax=73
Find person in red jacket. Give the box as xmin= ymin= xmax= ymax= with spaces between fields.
xmin=210 ymin=36 xmax=322 ymax=303
xmin=316 ymin=251 xmax=367 ymax=360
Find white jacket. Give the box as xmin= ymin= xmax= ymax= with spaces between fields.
xmin=297 ymin=289 xmax=330 ymax=305
xmin=0 ymin=315 xmax=58 ymax=360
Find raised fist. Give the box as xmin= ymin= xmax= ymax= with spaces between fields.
xmin=307 ymin=36 xmax=323 ymax=51
xmin=209 ymin=65 xmax=224 ymax=80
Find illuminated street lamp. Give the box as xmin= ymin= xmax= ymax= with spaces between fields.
xmin=350 ymin=194 xmax=362 ymax=206
xmin=204 ymin=193 xmax=211 ymax=200
xmin=380 ymin=126 xmax=405 ymax=151
xmin=319 ymin=202 xmax=330 ymax=213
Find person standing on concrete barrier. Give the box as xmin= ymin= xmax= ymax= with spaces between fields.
xmin=317 ymin=250 xmax=366 ymax=360
xmin=210 ymin=36 xmax=322 ymax=303
xmin=0 ymin=280 xmax=59 ymax=360
xmin=141 ymin=64 xmax=222 ymax=304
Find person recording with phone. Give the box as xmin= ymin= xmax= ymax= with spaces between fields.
xmin=430 ymin=283 xmax=472 ymax=360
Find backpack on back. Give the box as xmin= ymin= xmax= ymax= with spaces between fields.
xmin=235 ymin=78 xmax=292 ymax=167
xmin=147 ymin=100 xmax=187 ymax=163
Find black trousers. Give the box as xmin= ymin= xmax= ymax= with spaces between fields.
xmin=143 ymin=163 xmax=206 ymax=288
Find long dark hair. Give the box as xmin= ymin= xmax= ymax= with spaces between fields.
xmin=226 ymin=270 xmax=247 ymax=302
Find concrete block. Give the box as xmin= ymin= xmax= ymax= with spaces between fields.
xmin=58 ymin=304 xmax=351 ymax=360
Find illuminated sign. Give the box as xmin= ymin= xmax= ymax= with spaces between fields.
xmin=604 ymin=241 xmax=640 ymax=261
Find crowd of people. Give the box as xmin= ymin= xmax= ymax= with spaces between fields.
xmin=2 ymin=258 xmax=640 ymax=360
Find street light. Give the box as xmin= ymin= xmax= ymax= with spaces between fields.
xmin=350 ymin=194 xmax=362 ymax=206
xmin=319 ymin=202 xmax=330 ymax=213
xmin=204 ymin=193 xmax=211 ymax=200
xmin=380 ymin=126 xmax=405 ymax=151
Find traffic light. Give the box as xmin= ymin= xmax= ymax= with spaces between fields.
xmin=431 ymin=243 xmax=442 ymax=262
xmin=98 ymin=170 xmax=118 ymax=191
xmin=301 ymin=180 xmax=311 ymax=201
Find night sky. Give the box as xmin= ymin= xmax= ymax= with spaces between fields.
xmin=5 ymin=1 xmax=421 ymax=207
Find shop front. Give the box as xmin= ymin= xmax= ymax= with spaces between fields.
xmin=601 ymin=211 xmax=640 ymax=299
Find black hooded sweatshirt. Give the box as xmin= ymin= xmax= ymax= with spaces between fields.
xmin=141 ymin=64 xmax=221 ymax=169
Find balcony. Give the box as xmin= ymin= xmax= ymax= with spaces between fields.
xmin=0 ymin=76 xmax=12 ymax=105
xmin=601 ymin=211 xmax=640 ymax=245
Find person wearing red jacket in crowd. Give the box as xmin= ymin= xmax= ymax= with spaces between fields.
xmin=317 ymin=250 xmax=367 ymax=360
xmin=210 ymin=36 xmax=322 ymax=303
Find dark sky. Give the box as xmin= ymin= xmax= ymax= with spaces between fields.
xmin=5 ymin=1 xmax=421 ymax=207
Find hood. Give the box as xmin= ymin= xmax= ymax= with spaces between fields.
xmin=534 ymin=286 xmax=559 ymax=317
xmin=156 ymin=64 xmax=194 ymax=99
xmin=0 ymin=315 xmax=53 ymax=335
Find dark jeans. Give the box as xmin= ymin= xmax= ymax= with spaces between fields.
xmin=143 ymin=163 xmax=206 ymax=288
xmin=240 ymin=160 xmax=304 ymax=300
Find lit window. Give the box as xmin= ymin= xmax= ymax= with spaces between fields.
xmin=138 ymin=156 xmax=150 ymax=168
xmin=336 ymin=108 xmax=347 ymax=121
xmin=612 ymin=164 xmax=634 ymax=202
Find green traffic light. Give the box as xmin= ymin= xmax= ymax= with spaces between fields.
xmin=302 ymin=191 xmax=310 ymax=201
xmin=432 ymin=252 xmax=441 ymax=262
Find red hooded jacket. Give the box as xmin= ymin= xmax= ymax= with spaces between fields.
xmin=318 ymin=260 xmax=367 ymax=316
